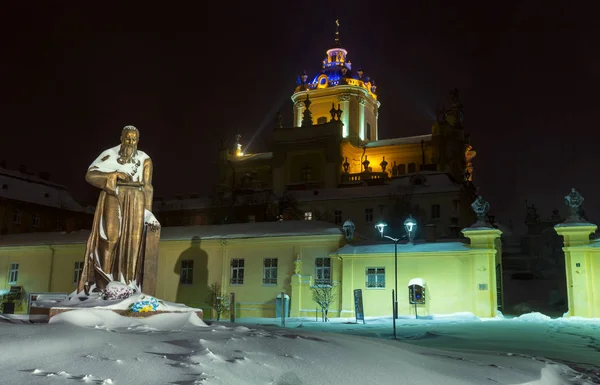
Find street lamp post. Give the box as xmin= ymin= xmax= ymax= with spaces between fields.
xmin=375 ymin=220 xmax=399 ymax=339
xmin=376 ymin=215 xmax=418 ymax=340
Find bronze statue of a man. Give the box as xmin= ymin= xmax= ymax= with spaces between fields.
xmin=78 ymin=125 xmax=160 ymax=294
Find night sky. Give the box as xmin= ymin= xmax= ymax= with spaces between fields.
xmin=2 ymin=2 xmax=598 ymax=232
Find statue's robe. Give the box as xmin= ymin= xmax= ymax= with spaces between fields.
xmin=77 ymin=145 xmax=156 ymax=293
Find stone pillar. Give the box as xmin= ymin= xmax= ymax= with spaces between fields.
xmin=462 ymin=227 xmax=502 ymax=318
xmin=339 ymin=257 xmax=355 ymax=318
xmin=142 ymin=226 xmax=161 ymax=297
xmin=294 ymin=101 xmax=304 ymax=127
xmin=358 ymin=97 xmax=366 ymax=140
xmin=290 ymin=257 xmax=302 ymax=317
xmin=338 ymin=94 xmax=350 ymax=138
xmin=554 ymin=222 xmax=598 ymax=318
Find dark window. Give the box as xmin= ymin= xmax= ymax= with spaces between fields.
xmin=366 ymin=123 xmax=372 ymax=140
xmin=315 ymin=257 xmax=331 ymax=285
xmin=180 ymin=260 xmax=194 ymax=284
xmin=263 ymin=258 xmax=278 ymax=285
xmin=231 ymin=258 xmax=245 ymax=285
xmin=431 ymin=204 xmax=441 ymax=219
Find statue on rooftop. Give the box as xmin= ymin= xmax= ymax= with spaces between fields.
xmin=564 ymin=188 xmax=585 ymax=222
xmin=471 ymin=195 xmax=490 ymax=226
xmin=77 ymin=125 xmax=160 ymax=296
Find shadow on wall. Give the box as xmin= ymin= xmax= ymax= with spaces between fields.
xmin=174 ymin=236 xmax=210 ymax=308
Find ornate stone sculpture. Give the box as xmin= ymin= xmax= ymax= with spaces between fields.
xmin=342 ymin=157 xmax=350 ymax=173
xmin=293 ymin=256 xmax=302 ymax=275
xmin=362 ymin=156 xmax=370 ymax=172
xmin=564 ymin=188 xmax=585 ymax=222
xmin=471 ymin=196 xmax=490 ymax=226
xmin=380 ymin=156 xmax=388 ymax=172
xmin=301 ymin=95 xmax=313 ymax=127
xmin=464 ymin=145 xmax=476 ymax=182
xmin=78 ymin=125 xmax=160 ymax=295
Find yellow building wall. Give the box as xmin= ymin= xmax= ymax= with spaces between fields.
xmin=338 ymin=252 xmax=474 ymax=318
xmin=0 ymin=246 xmax=54 ymax=312
xmin=0 ymin=228 xmax=505 ymax=319
xmin=154 ymin=235 xmax=342 ymax=319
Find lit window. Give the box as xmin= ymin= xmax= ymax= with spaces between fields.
xmin=33 ymin=213 xmax=41 ymax=228
xmin=365 ymin=208 xmax=373 ymax=223
xmin=9 ymin=263 xmax=18 ymax=283
xmin=366 ymin=268 xmax=385 ymax=288
xmin=180 ymin=260 xmax=194 ymax=284
xmin=304 ymin=212 xmax=313 ymax=220
xmin=73 ymin=261 xmax=84 ymax=285
xmin=231 ymin=258 xmax=245 ymax=285
xmin=334 ymin=210 xmax=342 ymax=224
xmin=315 ymin=257 xmax=331 ymax=285
xmin=13 ymin=210 xmax=21 ymax=224
xmin=263 ymin=258 xmax=278 ymax=285
xmin=431 ymin=204 xmax=441 ymax=220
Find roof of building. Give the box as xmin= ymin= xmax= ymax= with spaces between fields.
xmin=364 ymin=134 xmax=433 ymax=148
xmin=153 ymin=196 xmax=213 ymax=212
xmin=0 ymin=167 xmax=87 ymax=213
xmin=335 ymin=241 xmax=469 ymax=255
xmin=290 ymin=171 xmax=460 ymax=203
xmin=0 ymin=220 xmax=342 ymax=247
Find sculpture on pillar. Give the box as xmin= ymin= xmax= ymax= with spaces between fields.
xmin=564 ymin=188 xmax=585 ymax=222
xmin=301 ymin=95 xmax=313 ymax=127
xmin=77 ymin=125 xmax=160 ymax=296
xmin=471 ymin=195 xmax=490 ymax=226
xmin=293 ymin=256 xmax=302 ymax=275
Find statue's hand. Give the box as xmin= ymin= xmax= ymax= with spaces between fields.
xmin=116 ymin=172 xmax=132 ymax=182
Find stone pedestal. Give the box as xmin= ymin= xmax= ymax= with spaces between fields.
xmin=554 ymin=223 xmax=598 ymax=318
xmin=142 ymin=227 xmax=161 ymax=297
xmin=48 ymin=307 xmax=203 ymax=321
xmin=462 ymin=227 xmax=503 ymax=318
xmin=290 ymin=274 xmax=302 ymax=317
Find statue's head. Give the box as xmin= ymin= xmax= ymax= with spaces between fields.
xmin=118 ymin=125 xmax=139 ymax=164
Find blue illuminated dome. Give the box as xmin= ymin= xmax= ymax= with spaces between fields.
xmin=294 ymin=21 xmax=378 ymax=99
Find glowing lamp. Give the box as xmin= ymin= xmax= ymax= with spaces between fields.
xmin=374 ymin=219 xmax=387 ymax=238
xmin=403 ymin=215 xmax=417 ymax=243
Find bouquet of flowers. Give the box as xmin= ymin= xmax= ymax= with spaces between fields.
xmin=130 ymin=296 xmax=160 ymax=313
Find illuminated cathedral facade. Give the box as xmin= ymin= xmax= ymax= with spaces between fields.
xmin=165 ymin=22 xmax=478 ymax=239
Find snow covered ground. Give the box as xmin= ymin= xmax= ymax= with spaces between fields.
xmin=0 ymin=310 xmax=598 ymax=384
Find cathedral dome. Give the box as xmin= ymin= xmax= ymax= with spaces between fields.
xmin=294 ymin=21 xmax=378 ymax=100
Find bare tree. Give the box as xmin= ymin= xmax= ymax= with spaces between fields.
xmin=206 ymin=282 xmax=230 ymax=321
xmin=311 ymin=282 xmax=338 ymax=322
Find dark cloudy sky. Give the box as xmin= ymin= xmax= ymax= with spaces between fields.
xmin=1 ymin=1 xmax=598 ymax=232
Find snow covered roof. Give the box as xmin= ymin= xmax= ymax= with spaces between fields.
xmin=364 ymin=134 xmax=432 ymax=148
xmin=291 ymin=172 xmax=460 ymax=203
xmin=335 ymin=241 xmax=469 ymax=255
xmin=0 ymin=220 xmax=342 ymax=247
xmin=153 ymin=196 xmax=213 ymax=212
xmin=0 ymin=168 xmax=86 ymax=212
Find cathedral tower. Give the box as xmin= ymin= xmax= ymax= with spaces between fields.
xmin=291 ymin=20 xmax=380 ymax=145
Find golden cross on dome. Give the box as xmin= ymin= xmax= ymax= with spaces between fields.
xmin=334 ymin=19 xmax=341 ymax=46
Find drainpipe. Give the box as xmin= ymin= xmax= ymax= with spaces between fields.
xmin=47 ymin=245 xmax=56 ymax=291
